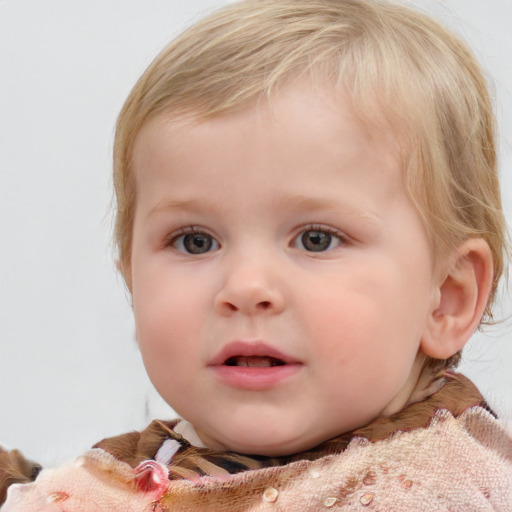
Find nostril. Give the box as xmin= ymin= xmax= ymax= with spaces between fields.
xmin=215 ymin=285 xmax=284 ymax=316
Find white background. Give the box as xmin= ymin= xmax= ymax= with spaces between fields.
xmin=1 ymin=0 xmax=511 ymax=467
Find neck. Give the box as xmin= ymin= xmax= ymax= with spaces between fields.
xmin=379 ymin=352 xmax=444 ymax=418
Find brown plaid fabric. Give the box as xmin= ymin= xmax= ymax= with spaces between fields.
xmin=93 ymin=372 xmax=491 ymax=480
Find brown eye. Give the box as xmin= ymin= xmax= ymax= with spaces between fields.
xmin=173 ymin=232 xmax=219 ymax=254
xmin=294 ymin=228 xmax=343 ymax=252
xmin=301 ymin=230 xmax=331 ymax=251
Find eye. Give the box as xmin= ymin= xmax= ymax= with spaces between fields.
xmin=171 ymin=231 xmax=220 ymax=255
xmin=293 ymin=228 xmax=343 ymax=252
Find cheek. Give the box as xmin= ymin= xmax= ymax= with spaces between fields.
xmin=301 ymin=263 xmax=428 ymax=358
xmin=133 ymin=282 xmax=200 ymax=374
xmin=135 ymin=302 xmax=197 ymax=405
xmin=133 ymin=263 xmax=198 ymax=332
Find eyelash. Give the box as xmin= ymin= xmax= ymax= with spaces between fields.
xmin=164 ymin=226 xmax=220 ymax=253
xmin=165 ymin=224 xmax=349 ymax=255
xmin=292 ymin=224 xmax=348 ymax=252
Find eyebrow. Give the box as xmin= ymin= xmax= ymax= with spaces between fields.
xmin=148 ymin=194 xmax=382 ymax=227
xmin=147 ymin=197 xmax=218 ymax=219
xmin=271 ymin=194 xmax=383 ymax=226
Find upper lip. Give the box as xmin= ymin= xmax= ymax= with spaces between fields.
xmin=208 ymin=341 xmax=301 ymax=366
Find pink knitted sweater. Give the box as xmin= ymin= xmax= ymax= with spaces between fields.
xmin=2 ymin=374 xmax=511 ymax=511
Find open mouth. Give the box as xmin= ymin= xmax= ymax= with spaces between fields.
xmin=211 ymin=342 xmax=301 ymax=389
xmin=224 ymin=356 xmax=286 ymax=367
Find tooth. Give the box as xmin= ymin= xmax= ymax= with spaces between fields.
xmin=229 ymin=356 xmax=286 ymax=367
xmin=246 ymin=357 xmax=273 ymax=367
xmin=230 ymin=356 xmax=273 ymax=367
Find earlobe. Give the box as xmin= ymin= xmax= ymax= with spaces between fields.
xmin=421 ymin=238 xmax=493 ymax=360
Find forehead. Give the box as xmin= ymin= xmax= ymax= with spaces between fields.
xmin=132 ymin=78 xmax=403 ymax=187
xmin=129 ymin=80 xmax=418 ymax=253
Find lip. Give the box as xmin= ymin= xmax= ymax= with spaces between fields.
xmin=208 ymin=341 xmax=303 ymax=391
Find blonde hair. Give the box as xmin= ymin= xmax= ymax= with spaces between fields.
xmin=113 ymin=0 xmax=507 ymax=361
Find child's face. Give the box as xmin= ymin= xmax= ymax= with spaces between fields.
xmin=129 ymin=81 xmax=442 ymax=456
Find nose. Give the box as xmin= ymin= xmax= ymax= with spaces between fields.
xmin=214 ymin=256 xmax=286 ymax=316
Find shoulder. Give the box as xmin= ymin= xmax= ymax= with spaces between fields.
xmin=325 ymin=406 xmax=512 ymax=510
xmin=0 ymin=447 xmax=42 ymax=506
xmin=170 ymin=407 xmax=512 ymax=511
xmin=2 ymin=408 xmax=511 ymax=511
xmin=92 ymin=419 xmax=180 ymax=467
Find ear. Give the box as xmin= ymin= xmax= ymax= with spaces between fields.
xmin=421 ymin=238 xmax=493 ymax=360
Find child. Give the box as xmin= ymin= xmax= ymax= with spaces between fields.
xmin=2 ymin=0 xmax=511 ymax=509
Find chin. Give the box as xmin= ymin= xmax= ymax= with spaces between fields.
xmin=215 ymin=427 xmax=317 ymax=457
xmin=229 ymin=441 xmax=301 ymax=457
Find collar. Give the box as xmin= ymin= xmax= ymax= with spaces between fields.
xmin=94 ymin=372 xmax=492 ymax=480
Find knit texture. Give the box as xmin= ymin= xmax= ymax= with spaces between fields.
xmin=2 ymin=374 xmax=511 ymax=510
xmin=2 ymin=407 xmax=511 ymax=511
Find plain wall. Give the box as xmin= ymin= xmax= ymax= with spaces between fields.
xmin=1 ymin=0 xmax=511 ymax=467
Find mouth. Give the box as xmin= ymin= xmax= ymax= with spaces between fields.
xmin=224 ymin=356 xmax=286 ymax=367
xmin=209 ymin=341 xmax=299 ymax=367
xmin=209 ymin=341 xmax=301 ymax=390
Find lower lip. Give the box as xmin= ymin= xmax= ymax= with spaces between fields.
xmin=210 ymin=364 xmax=302 ymax=390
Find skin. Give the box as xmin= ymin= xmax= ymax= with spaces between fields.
xmin=129 ymin=80 xmax=447 ymax=456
